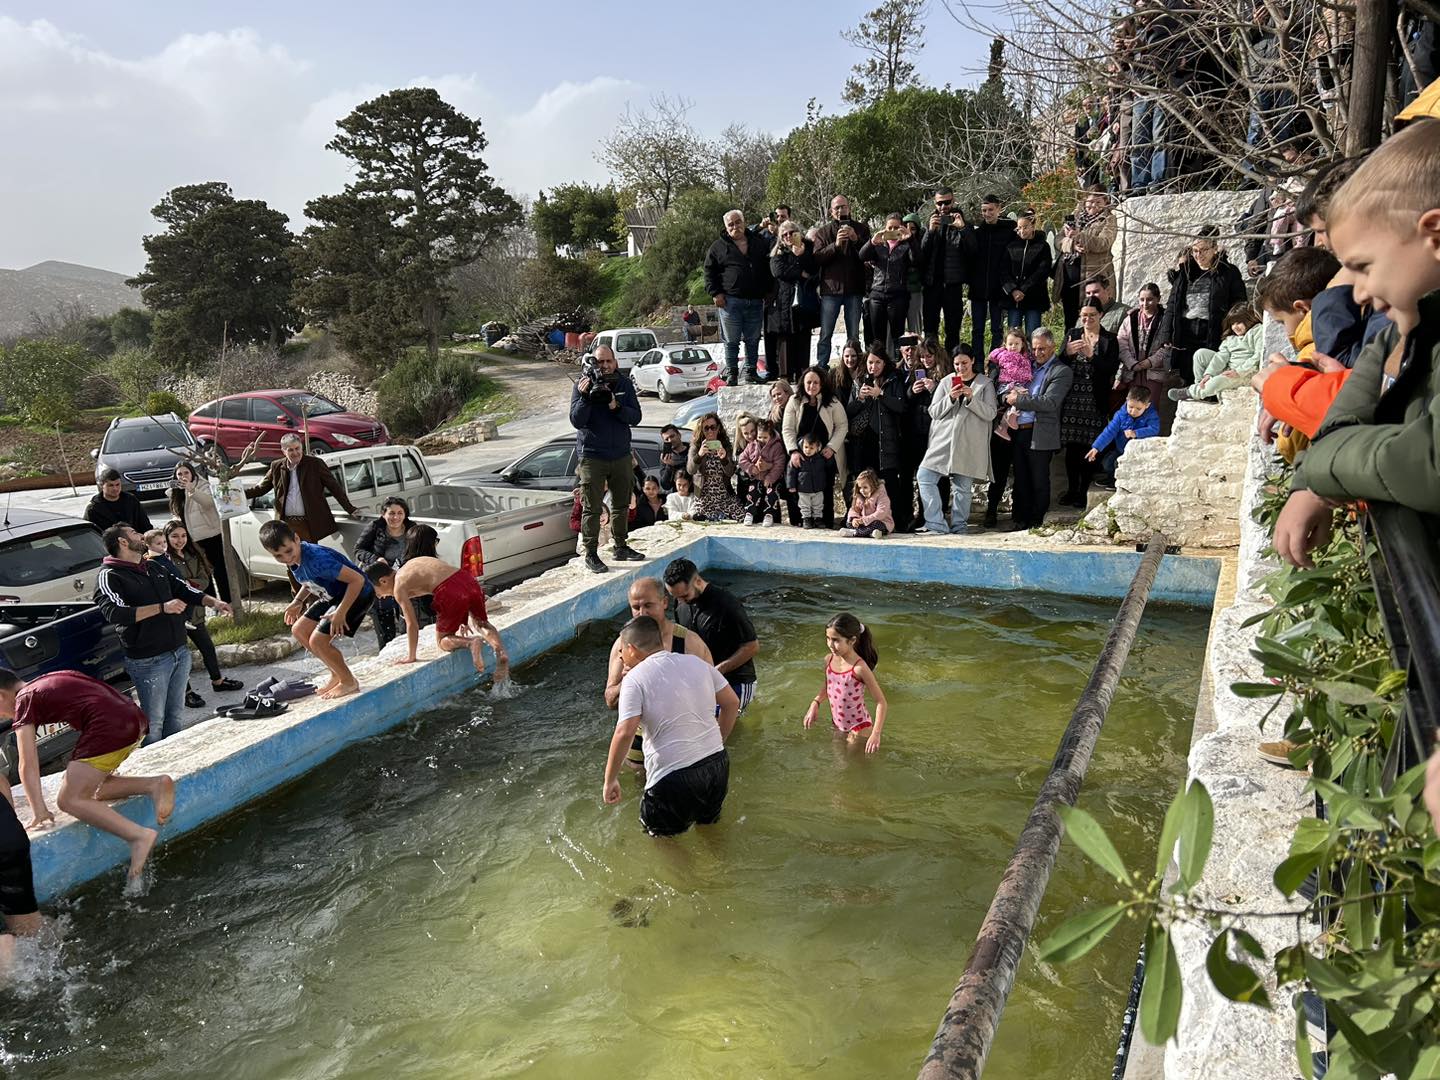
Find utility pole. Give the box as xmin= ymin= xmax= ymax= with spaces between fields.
xmin=1346 ymin=0 xmax=1395 ymax=156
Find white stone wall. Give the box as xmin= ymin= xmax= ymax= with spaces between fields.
xmin=1122 ymin=414 xmax=1313 ymax=1080
xmin=1114 ymin=191 xmax=1257 ymax=303
xmin=1101 ymin=388 xmax=1256 ymax=548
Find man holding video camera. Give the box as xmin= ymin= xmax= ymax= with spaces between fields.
xmin=570 ymin=344 xmax=644 ymax=574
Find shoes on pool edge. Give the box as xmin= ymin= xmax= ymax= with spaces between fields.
xmin=612 ymin=545 xmax=646 ymax=562
xmin=839 ymin=527 xmax=858 ymax=537
xmin=584 ymin=551 xmax=609 ymax=573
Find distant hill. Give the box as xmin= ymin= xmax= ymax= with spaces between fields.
xmin=0 ymin=261 xmax=143 ymax=339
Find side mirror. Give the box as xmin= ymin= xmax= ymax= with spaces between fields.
xmin=89 ymin=448 xmax=99 ymax=460
xmin=283 ymin=416 xmax=296 ymax=427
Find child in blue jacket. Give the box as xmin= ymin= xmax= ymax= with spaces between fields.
xmin=1087 ymin=384 xmax=1161 ymax=483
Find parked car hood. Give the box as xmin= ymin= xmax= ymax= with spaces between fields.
xmin=312 ymin=411 xmax=383 ymax=432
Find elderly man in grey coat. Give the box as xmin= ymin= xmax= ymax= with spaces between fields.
xmin=1004 ymin=328 xmax=1074 ymax=530
xmin=918 ymin=347 xmax=998 ymax=533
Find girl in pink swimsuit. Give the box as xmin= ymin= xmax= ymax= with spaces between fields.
xmin=803 ymin=612 xmax=889 ymax=753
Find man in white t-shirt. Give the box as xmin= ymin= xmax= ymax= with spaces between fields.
xmin=604 ymin=615 xmax=739 ymax=837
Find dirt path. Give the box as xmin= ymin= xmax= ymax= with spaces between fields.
xmin=453 ymin=348 xmax=575 ymax=420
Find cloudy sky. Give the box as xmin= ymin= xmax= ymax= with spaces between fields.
xmin=0 ymin=2 xmax=995 ymax=274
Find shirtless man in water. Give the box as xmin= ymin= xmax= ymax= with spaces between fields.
xmin=366 ymin=557 xmax=509 ymax=682
xmin=0 ymin=668 xmax=175 ymax=883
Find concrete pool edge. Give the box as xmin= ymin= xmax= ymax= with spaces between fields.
xmin=18 ymin=524 xmax=1222 ymax=903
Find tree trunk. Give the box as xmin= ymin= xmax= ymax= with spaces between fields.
xmin=426 ymin=300 xmax=440 ymax=361
xmin=1347 ymin=0 xmax=1395 ymax=156
xmin=220 ymin=518 xmax=246 ymax=620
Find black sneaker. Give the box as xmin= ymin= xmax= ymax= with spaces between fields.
xmin=612 ymin=545 xmax=646 ymax=562
xmin=185 ymin=689 xmax=206 ymax=709
xmin=584 ymin=551 xmax=609 ymax=573
xmin=983 ymin=509 xmax=998 ymax=528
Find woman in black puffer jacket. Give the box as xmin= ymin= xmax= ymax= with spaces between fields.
xmin=858 ymin=212 xmax=918 ymax=357
xmin=1155 ymin=226 xmax=1249 ymax=384
xmin=845 ymin=344 xmax=912 ymax=530
xmin=768 ymin=221 xmax=819 ymax=381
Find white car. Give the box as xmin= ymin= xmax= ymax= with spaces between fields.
xmin=0 ymin=508 xmax=106 ymax=603
xmin=589 ymin=327 xmax=659 ymax=371
xmin=630 ymin=345 xmax=720 ymax=401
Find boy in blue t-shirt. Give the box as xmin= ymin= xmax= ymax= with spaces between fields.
xmin=259 ymin=521 xmax=374 ymax=699
xmin=1086 ymin=384 xmax=1161 ymax=485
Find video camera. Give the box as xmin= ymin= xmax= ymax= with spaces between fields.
xmin=579 ymin=354 xmax=617 ymax=406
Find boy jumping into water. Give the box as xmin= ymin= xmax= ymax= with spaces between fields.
xmin=366 ymin=556 xmax=509 ymax=682
xmin=0 ymin=668 xmax=175 ymax=883
xmin=260 ymin=522 xmax=374 ymax=699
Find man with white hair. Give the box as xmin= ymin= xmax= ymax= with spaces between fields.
xmin=245 ymin=431 xmax=359 ymax=592
xmin=703 ymin=209 xmax=774 ymax=385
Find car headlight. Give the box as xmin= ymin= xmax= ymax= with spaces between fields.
xmin=332 ymin=433 xmax=361 ymax=446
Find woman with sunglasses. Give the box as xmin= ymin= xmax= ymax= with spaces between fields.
xmin=685 ymin=413 xmax=744 ymax=522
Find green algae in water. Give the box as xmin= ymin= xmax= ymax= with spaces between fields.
xmin=1 ymin=574 xmax=1208 ymax=1079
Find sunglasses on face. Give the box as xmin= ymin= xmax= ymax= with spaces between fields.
xmin=702 ymin=423 xmax=719 ymax=431
xmin=935 ymin=199 xmax=953 ymax=207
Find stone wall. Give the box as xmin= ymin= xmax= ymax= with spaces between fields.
xmin=1113 ymin=190 xmax=1256 ymax=302
xmin=712 ymin=385 xmax=776 ymax=433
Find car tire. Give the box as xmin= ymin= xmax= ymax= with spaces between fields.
xmin=307 ymin=440 xmax=333 ymax=455
xmin=658 ymin=384 xmax=673 ymax=403
xmin=200 ymin=439 xmax=229 ymax=466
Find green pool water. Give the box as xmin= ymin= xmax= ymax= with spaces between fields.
xmin=1 ymin=573 xmax=1208 ymax=1079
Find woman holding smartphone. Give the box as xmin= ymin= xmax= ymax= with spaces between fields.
xmin=685 ymin=413 xmax=744 ymax=521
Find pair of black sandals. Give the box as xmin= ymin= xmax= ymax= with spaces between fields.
xmin=212 ymin=677 xmax=317 ymax=720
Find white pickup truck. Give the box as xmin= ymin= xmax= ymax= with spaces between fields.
xmin=228 ymin=445 xmax=575 ymax=590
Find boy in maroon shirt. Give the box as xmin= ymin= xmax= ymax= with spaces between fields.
xmin=0 ymin=669 xmax=175 ymax=883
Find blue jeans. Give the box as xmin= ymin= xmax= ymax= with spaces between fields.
xmin=970 ymin=298 xmax=1006 ymax=360
xmin=1130 ymin=97 xmax=1168 ymax=190
xmin=1007 ymin=308 xmax=1043 ymax=334
xmin=817 ymin=294 xmax=863 ymax=365
xmin=718 ymin=297 xmax=763 ymax=381
xmin=126 ymin=645 xmax=192 ymax=745
xmin=917 ymin=468 xmax=973 ymax=534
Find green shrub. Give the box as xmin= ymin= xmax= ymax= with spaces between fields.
xmin=106 ymin=346 xmax=168 ymax=406
xmin=0 ymin=339 xmax=91 ymax=424
xmin=145 ymin=390 xmax=188 ymax=417
xmin=376 ymin=350 xmax=484 ymax=437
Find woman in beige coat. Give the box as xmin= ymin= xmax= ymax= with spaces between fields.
xmin=918 ymin=349 xmax=998 ymax=533
xmin=167 ymin=461 xmax=229 ymax=602
xmin=782 ymin=365 xmax=849 ymax=529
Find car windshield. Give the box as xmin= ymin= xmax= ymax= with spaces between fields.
xmin=668 ymin=348 xmax=711 ymax=364
xmin=103 ymin=422 xmax=193 ymax=455
xmin=0 ymin=525 xmax=105 ymax=587
xmin=615 ymin=333 xmax=656 ymax=353
xmin=276 ymin=394 xmax=345 ymax=418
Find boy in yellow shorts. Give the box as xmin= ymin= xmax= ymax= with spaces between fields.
xmin=0 ymin=668 xmax=175 ymax=884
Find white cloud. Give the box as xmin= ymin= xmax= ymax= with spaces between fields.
xmin=0 ymin=18 xmax=638 ymax=273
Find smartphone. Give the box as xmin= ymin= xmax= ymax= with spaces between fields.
xmin=704 ymin=439 xmax=723 ymax=452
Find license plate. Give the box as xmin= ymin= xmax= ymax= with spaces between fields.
xmin=138 ymin=481 xmax=168 ymax=491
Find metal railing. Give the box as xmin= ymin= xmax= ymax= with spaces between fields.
xmin=916 ymin=533 xmax=1169 ymax=1080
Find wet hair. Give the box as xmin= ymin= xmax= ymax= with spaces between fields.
xmin=258 ymin=520 xmax=297 ymax=552
xmin=1331 ymin=122 xmax=1440 ymax=231
xmin=828 ymin=612 xmax=879 ymax=669
xmin=403 ymin=523 xmax=439 ymax=561
xmin=1222 ymin=302 xmax=1261 ymax=335
xmin=620 ymin=614 xmax=664 ymax=651
xmin=163 ymin=518 xmax=211 ymax=577
xmin=365 ymin=562 xmax=397 ymax=584
xmin=1254 ymin=246 xmax=1341 ymax=312
xmin=101 ymin=523 xmax=131 ymax=556
xmin=662 ymin=557 xmax=700 ymax=588
xmin=1126 ymin=384 xmax=1153 ymax=404
xmin=0 ymin=668 xmax=19 ymax=693
xmin=1297 ymin=157 xmax=1364 ymax=227
xmin=97 ymin=467 xmax=122 ymax=485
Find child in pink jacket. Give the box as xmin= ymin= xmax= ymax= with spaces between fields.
xmin=740 ymin=419 xmax=787 ymax=526
xmin=841 ymin=469 xmax=894 ymax=538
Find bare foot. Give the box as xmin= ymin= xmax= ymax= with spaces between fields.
xmin=128 ymin=827 xmax=158 ymax=879
xmin=469 ymin=639 xmax=485 ymax=673
xmin=152 ymin=777 xmax=176 ymax=825
xmin=316 ymin=677 xmax=340 ymax=696
xmin=319 ymin=679 xmax=358 ymax=699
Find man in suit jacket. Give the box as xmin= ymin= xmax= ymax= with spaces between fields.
xmin=245 ymin=433 xmax=359 ymax=590
xmin=1004 ymin=328 xmax=1075 ymax=529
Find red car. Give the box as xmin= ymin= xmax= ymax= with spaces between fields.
xmin=188 ymin=390 xmax=389 ymax=463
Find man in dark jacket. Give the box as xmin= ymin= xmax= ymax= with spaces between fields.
xmin=920 ymin=187 xmax=974 ymax=356
xmin=570 ymin=345 xmax=644 ymax=574
xmin=811 ymin=194 xmax=872 ymax=365
xmin=968 ymin=195 xmax=1017 ymax=360
xmin=1001 ymin=210 xmax=1054 ymax=335
xmin=703 ymin=210 xmax=773 ymax=385
xmin=94 ymin=524 xmax=231 ymax=743
xmin=85 ymin=469 xmax=153 ymax=532
xmin=245 ymin=433 xmax=360 ymax=593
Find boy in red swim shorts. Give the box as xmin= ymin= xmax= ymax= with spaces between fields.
xmin=365 ymin=556 xmax=509 ymax=681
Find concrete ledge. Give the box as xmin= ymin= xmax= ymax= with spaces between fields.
xmin=19 ymin=523 xmax=1220 ymax=902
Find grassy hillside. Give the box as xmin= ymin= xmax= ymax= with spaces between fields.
xmin=595 ymin=256 xmax=642 ymax=326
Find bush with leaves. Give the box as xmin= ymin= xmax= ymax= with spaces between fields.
xmin=1039 ymin=470 xmax=1433 ymax=1078
xmin=145 ymin=391 xmax=188 ymax=417
xmin=0 ymin=339 xmax=92 ymax=423
xmin=376 ymin=350 xmax=483 ymax=437
xmin=106 ymin=347 xmax=169 ymax=407
xmin=620 ymin=188 xmax=733 ymax=319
